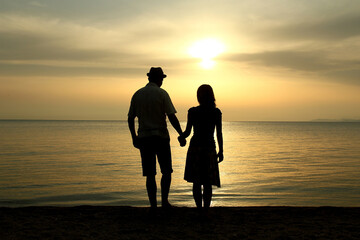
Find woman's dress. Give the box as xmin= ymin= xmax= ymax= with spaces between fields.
xmin=184 ymin=106 xmax=221 ymax=187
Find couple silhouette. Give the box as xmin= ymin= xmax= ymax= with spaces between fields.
xmin=128 ymin=67 xmax=223 ymax=215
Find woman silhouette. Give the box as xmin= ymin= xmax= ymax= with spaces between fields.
xmin=179 ymin=84 xmax=223 ymax=213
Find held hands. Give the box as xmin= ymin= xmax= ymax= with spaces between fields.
xmin=178 ymin=135 xmax=187 ymax=147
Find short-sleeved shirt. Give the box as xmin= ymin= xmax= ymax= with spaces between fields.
xmin=128 ymin=82 xmax=176 ymax=139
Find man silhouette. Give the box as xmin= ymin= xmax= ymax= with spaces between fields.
xmin=128 ymin=67 xmax=184 ymax=210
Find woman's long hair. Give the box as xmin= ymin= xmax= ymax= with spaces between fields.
xmin=197 ymin=84 xmax=216 ymax=108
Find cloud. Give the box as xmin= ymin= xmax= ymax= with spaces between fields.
xmin=0 ymin=0 xmax=137 ymax=22
xmin=263 ymin=13 xmax=360 ymax=41
xmin=324 ymin=69 xmax=360 ymax=85
xmin=0 ymin=12 xmax=194 ymax=79
xmin=0 ymin=14 xmax=190 ymax=77
xmin=0 ymin=32 xmax=122 ymax=62
xmin=228 ymin=6 xmax=360 ymax=86
xmin=0 ymin=63 xmax=147 ymax=77
xmin=223 ymin=50 xmax=360 ymax=85
xmin=29 ymin=1 xmax=46 ymax=8
xmin=0 ymin=14 xmax=119 ymax=61
xmin=1 ymin=2 xmax=359 ymax=82
xmin=224 ymin=50 xmax=344 ymax=71
xmin=0 ymin=15 xmax=149 ymax=65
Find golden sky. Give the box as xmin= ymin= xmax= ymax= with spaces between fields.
xmin=1 ymin=0 xmax=360 ymax=121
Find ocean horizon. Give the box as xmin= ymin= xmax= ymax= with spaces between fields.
xmin=1 ymin=120 xmax=359 ymax=207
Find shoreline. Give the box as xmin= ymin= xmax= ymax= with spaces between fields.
xmin=1 ymin=206 xmax=359 ymax=239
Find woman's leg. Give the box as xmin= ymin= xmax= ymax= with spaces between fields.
xmin=193 ymin=183 xmax=202 ymax=209
xmin=203 ymin=184 xmax=212 ymax=209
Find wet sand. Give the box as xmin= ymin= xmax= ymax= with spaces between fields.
xmin=1 ymin=206 xmax=359 ymax=239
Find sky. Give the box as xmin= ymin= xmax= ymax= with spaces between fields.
xmin=0 ymin=0 xmax=360 ymax=121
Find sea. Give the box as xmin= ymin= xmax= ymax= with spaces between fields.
xmin=0 ymin=120 xmax=359 ymax=207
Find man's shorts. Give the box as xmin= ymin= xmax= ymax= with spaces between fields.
xmin=139 ymin=136 xmax=173 ymax=176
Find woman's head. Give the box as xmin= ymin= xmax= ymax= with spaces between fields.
xmin=197 ymin=84 xmax=216 ymax=108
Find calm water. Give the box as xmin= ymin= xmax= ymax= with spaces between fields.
xmin=0 ymin=120 xmax=359 ymax=207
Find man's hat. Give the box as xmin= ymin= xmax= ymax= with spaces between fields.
xmin=147 ymin=67 xmax=167 ymax=78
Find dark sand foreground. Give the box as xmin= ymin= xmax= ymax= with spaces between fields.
xmin=1 ymin=206 xmax=359 ymax=239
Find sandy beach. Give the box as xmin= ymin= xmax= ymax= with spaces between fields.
xmin=1 ymin=206 xmax=359 ymax=239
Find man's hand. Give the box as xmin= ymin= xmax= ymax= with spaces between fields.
xmin=217 ymin=152 xmax=224 ymax=163
xmin=178 ymin=136 xmax=186 ymax=147
xmin=132 ymin=136 xmax=141 ymax=149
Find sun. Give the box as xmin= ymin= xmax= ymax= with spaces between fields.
xmin=188 ymin=38 xmax=225 ymax=69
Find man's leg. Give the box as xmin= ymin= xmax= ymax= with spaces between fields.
xmin=161 ymin=173 xmax=171 ymax=207
xmin=157 ymin=138 xmax=173 ymax=208
xmin=139 ymin=137 xmax=158 ymax=208
xmin=146 ymin=175 xmax=157 ymax=208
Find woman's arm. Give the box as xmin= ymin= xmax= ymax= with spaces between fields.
xmin=216 ymin=112 xmax=224 ymax=162
xmin=177 ymin=110 xmax=192 ymax=147
xmin=181 ymin=110 xmax=193 ymax=138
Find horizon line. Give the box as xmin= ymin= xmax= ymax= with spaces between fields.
xmin=1 ymin=119 xmax=360 ymax=123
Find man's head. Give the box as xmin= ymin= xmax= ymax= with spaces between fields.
xmin=147 ymin=67 xmax=167 ymax=87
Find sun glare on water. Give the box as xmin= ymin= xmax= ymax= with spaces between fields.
xmin=188 ymin=38 xmax=225 ymax=69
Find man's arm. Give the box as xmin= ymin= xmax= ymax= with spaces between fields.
xmin=128 ymin=116 xmax=140 ymax=149
xmin=167 ymin=113 xmax=183 ymax=135
xmin=168 ymin=113 xmax=186 ymax=147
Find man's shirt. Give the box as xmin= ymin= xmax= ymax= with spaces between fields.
xmin=128 ymin=82 xmax=176 ymax=139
